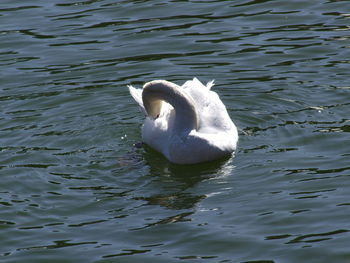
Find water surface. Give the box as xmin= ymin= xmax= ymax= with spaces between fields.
xmin=1 ymin=0 xmax=350 ymax=262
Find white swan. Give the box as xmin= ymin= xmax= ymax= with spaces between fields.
xmin=128 ymin=78 xmax=238 ymax=164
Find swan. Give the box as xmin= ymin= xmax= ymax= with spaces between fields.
xmin=128 ymin=78 xmax=238 ymax=164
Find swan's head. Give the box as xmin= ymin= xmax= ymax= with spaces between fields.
xmin=142 ymin=80 xmax=199 ymax=131
xmin=142 ymin=81 xmax=166 ymax=119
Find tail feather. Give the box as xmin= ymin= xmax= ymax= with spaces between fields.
xmin=206 ymin=79 xmax=215 ymax=89
xmin=128 ymin=85 xmax=146 ymax=114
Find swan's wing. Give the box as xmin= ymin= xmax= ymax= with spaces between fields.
xmin=128 ymin=85 xmax=146 ymax=114
xmin=181 ymin=78 xmax=233 ymax=131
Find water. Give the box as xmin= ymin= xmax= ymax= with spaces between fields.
xmin=1 ymin=0 xmax=350 ymax=262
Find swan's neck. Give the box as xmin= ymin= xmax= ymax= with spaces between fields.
xmin=142 ymin=80 xmax=199 ymax=133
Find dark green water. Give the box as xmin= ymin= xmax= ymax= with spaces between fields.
xmin=1 ymin=0 xmax=350 ymax=262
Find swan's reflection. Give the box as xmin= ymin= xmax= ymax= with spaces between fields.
xmin=136 ymin=145 xmax=236 ymax=210
xmin=124 ymin=146 xmax=236 ymax=230
xmin=113 ymin=141 xmax=236 ymax=231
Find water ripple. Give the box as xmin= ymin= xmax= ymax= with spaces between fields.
xmin=1 ymin=0 xmax=350 ymax=262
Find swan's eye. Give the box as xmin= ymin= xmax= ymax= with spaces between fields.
xmin=156 ymin=114 xmax=160 ymax=119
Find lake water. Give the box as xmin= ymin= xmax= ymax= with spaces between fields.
xmin=1 ymin=0 xmax=350 ymax=262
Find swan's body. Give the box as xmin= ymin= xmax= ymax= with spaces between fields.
xmin=128 ymin=78 xmax=238 ymax=164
